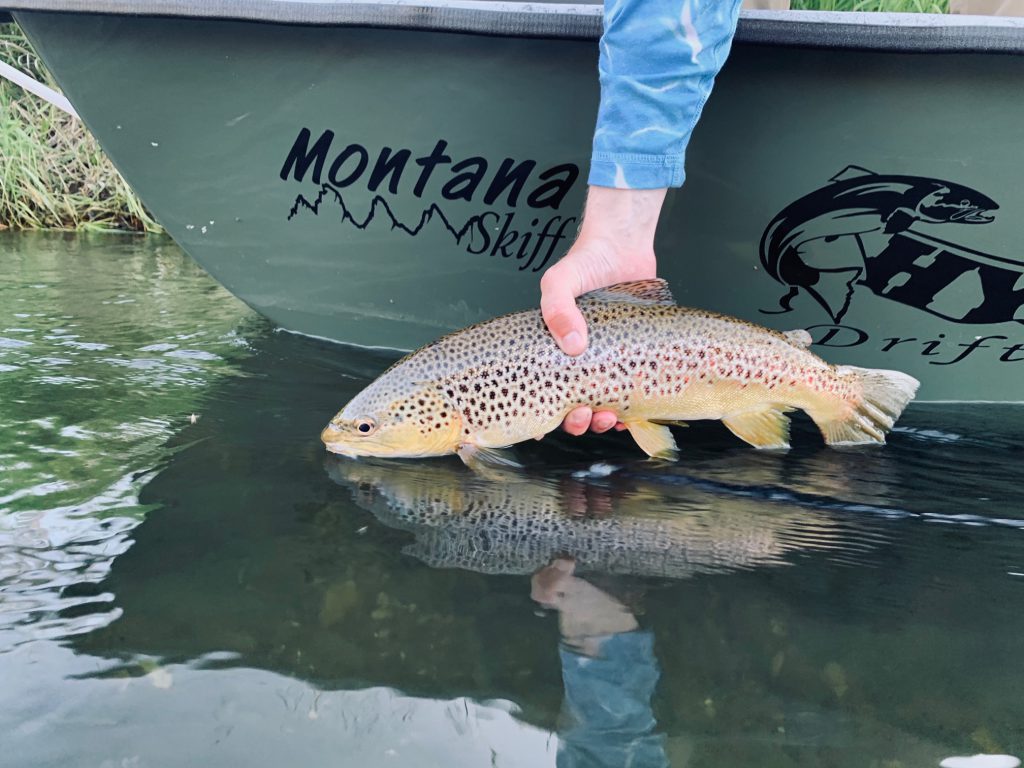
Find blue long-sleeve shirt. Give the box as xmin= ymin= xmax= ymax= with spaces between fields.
xmin=589 ymin=0 xmax=744 ymax=189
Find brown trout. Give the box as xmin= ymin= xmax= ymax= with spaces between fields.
xmin=321 ymin=279 xmax=919 ymax=468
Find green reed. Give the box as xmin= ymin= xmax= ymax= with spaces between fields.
xmin=0 ymin=24 xmax=161 ymax=232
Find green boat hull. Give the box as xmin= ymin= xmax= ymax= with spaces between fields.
xmin=12 ymin=8 xmax=1024 ymax=401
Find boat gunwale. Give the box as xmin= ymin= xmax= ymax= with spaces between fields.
xmin=3 ymin=2 xmax=1024 ymax=53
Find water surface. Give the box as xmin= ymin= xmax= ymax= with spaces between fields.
xmin=1 ymin=233 xmax=1022 ymax=767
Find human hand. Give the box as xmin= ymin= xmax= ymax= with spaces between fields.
xmin=530 ymin=557 xmax=639 ymax=647
xmin=540 ymin=186 xmax=666 ymax=436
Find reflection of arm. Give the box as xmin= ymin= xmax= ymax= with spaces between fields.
xmin=558 ymin=631 xmax=667 ymax=768
xmin=590 ymin=0 xmax=743 ymax=189
xmin=532 ymin=560 xmax=667 ymax=768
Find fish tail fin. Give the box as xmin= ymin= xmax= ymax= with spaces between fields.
xmin=814 ymin=366 xmax=920 ymax=446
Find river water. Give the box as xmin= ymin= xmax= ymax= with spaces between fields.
xmin=1 ymin=233 xmax=1022 ymax=768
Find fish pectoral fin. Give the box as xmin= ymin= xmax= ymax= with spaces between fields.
xmin=579 ymin=279 xmax=676 ymax=307
xmin=456 ymin=443 xmax=523 ymax=473
xmin=722 ymin=407 xmax=794 ymax=450
xmin=626 ymin=420 xmax=679 ymax=460
xmin=649 ymin=419 xmax=689 ymax=428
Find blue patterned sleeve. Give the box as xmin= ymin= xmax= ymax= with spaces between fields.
xmin=589 ymin=0 xmax=744 ymax=189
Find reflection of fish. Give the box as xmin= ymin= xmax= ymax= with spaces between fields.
xmin=325 ymin=458 xmax=847 ymax=579
xmin=321 ymin=279 xmax=919 ymax=468
xmin=760 ymin=166 xmax=999 ymax=322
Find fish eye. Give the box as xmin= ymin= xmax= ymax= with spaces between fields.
xmin=355 ymin=419 xmax=376 ymax=435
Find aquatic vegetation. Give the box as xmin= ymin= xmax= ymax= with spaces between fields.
xmin=0 ymin=24 xmax=161 ymax=231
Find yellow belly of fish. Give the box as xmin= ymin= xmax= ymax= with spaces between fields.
xmin=471 ymin=375 xmax=845 ymax=459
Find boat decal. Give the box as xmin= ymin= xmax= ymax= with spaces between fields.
xmin=759 ymin=166 xmax=1024 ymax=367
xmin=281 ymin=128 xmax=581 ymax=273
xmin=758 ymin=165 xmax=1024 ymax=323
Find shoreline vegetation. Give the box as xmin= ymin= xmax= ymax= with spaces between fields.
xmin=1 ymin=1 xmax=948 ymax=232
xmin=0 ymin=24 xmax=161 ymax=233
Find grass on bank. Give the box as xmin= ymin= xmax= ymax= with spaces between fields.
xmin=792 ymin=0 xmax=948 ymax=10
xmin=0 ymin=24 xmax=161 ymax=232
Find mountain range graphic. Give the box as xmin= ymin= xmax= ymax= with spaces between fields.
xmin=288 ymin=183 xmax=488 ymax=247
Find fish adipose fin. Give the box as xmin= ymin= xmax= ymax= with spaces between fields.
xmin=580 ymin=279 xmax=676 ymax=307
xmin=626 ymin=419 xmax=679 ymax=460
xmin=722 ymin=407 xmax=794 ymax=450
xmin=456 ymin=443 xmax=523 ymax=472
xmin=783 ymin=329 xmax=813 ymax=349
xmin=817 ymin=367 xmax=920 ymax=445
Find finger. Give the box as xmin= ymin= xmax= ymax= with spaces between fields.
xmin=562 ymin=406 xmax=593 ymax=436
xmin=590 ymin=411 xmax=618 ymax=434
xmin=540 ymin=268 xmax=588 ymax=356
xmin=614 ymin=422 xmax=627 ymax=431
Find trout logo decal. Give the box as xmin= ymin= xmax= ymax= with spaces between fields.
xmin=758 ymin=166 xmax=1024 ymax=325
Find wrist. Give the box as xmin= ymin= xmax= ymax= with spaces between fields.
xmin=578 ymin=186 xmax=667 ymax=252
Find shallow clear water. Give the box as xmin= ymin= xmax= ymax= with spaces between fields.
xmin=2 ymin=232 xmax=1023 ymax=768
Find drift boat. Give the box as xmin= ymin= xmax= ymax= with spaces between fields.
xmin=4 ymin=1 xmax=1024 ymax=401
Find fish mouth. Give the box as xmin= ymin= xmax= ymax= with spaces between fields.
xmin=951 ymin=209 xmax=995 ymax=223
xmin=321 ymin=425 xmax=359 ymax=458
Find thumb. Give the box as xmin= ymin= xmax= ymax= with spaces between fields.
xmin=540 ymin=266 xmax=588 ymax=356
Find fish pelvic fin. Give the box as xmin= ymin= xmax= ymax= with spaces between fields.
xmin=816 ymin=366 xmax=920 ymax=446
xmin=579 ymin=279 xmax=676 ymax=307
xmin=722 ymin=407 xmax=794 ymax=450
xmin=626 ymin=419 xmax=679 ymax=460
xmin=456 ymin=443 xmax=523 ymax=473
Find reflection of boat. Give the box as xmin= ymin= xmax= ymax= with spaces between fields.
xmin=325 ymin=458 xmax=850 ymax=578
xmin=5 ymin=3 xmax=1024 ymax=400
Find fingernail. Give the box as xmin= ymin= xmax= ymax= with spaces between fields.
xmin=561 ymin=331 xmax=582 ymax=353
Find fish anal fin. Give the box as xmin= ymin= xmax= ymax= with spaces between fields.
xmin=580 ymin=279 xmax=675 ymax=307
xmin=456 ymin=443 xmax=523 ymax=474
xmin=829 ymin=165 xmax=877 ymax=183
xmin=783 ymin=329 xmax=813 ymax=349
xmin=722 ymin=407 xmax=794 ymax=450
xmin=626 ymin=420 xmax=679 ymax=460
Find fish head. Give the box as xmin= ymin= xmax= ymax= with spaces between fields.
xmin=321 ymin=379 xmax=462 ymax=460
xmin=916 ymin=183 xmax=998 ymax=224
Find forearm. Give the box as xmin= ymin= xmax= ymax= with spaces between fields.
xmin=590 ymin=0 xmax=743 ymax=189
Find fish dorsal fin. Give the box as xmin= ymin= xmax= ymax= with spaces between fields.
xmin=579 ymin=279 xmax=676 ymax=307
xmin=829 ymin=165 xmax=877 ymax=183
xmin=783 ymin=328 xmax=813 ymax=348
xmin=581 ymin=280 xmax=675 ymax=307
xmin=581 ymin=279 xmax=675 ymax=306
